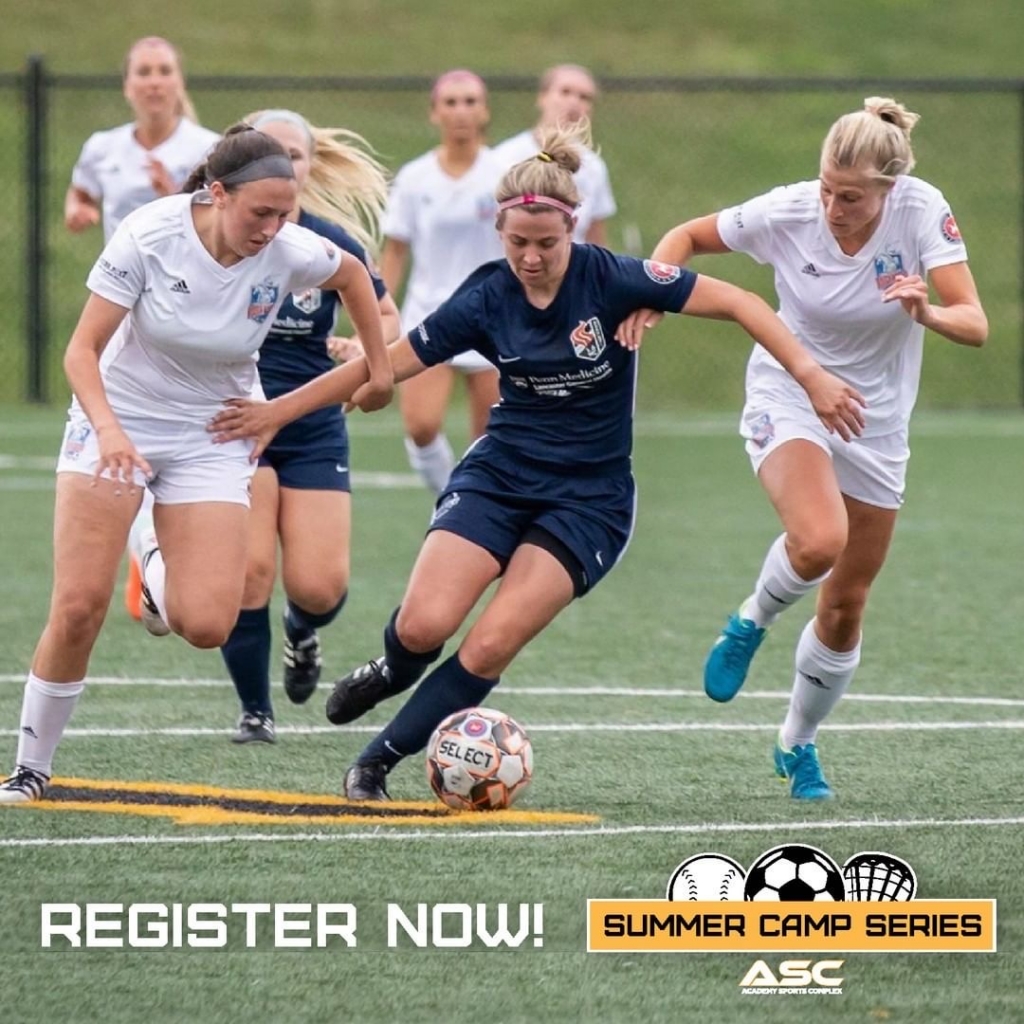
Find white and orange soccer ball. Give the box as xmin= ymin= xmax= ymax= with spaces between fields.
xmin=426 ymin=707 xmax=533 ymax=811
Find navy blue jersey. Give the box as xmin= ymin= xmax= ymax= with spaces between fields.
xmin=258 ymin=210 xmax=386 ymax=397
xmin=409 ymin=246 xmax=697 ymax=473
xmin=258 ymin=210 xmax=386 ymax=446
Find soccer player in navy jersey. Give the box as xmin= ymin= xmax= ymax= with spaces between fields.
xmin=217 ymin=110 xmax=400 ymax=743
xmin=208 ymin=122 xmax=866 ymax=800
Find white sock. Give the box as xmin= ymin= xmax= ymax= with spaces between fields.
xmin=15 ymin=673 xmax=85 ymax=776
xmin=404 ymin=434 xmax=455 ymax=496
xmin=142 ymin=547 xmax=169 ymax=623
xmin=740 ymin=533 xmax=829 ymax=628
xmin=781 ymin=619 xmax=861 ymax=748
xmin=128 ymin=489 xmax=156 ymax=562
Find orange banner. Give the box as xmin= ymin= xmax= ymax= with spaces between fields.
xmin=586 ymin=899 xmax=996 ymax=953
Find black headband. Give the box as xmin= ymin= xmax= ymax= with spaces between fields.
xmin=213 ymin=154 xmax=295 ymax=186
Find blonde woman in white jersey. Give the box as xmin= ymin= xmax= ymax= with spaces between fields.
xmin=0 ymin=126 xmax=392 ymax=803
xmin=493 ymin=64 xmax=616 ymax=245
xmin=65 ymin=36 xmax=220 ymax=621
xmin=620 ymin=98 xmax=986 ymax=800
xmin=382 ymin=70 xmax=505 ymax=494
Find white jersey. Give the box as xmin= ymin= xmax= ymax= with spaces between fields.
xmin=80 ymin=192 xmax=342 ymax=423
xmin=382 ymin=148 xmax=505 ymax=332
xmin=718 ymin=175 xmax=969 ymax=434
xmin=492 ymin=129 xmax=617 ymax=243
xmin=71 ymin=119 xmax=220 ymax=240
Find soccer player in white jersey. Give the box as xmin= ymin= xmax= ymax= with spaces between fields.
xmin=493 ymin=64 xmax=616 ymax=246
xmin=381 ymin=70 xmax=505 ymax=494
xmin=65 ymin=37 xmax=219 ymax=242
xmin=620 ymin=97 xmax=987 ymax=801
xmin=0 ymin=125 xmax=392 ymax=803
xmin=65 ymin=36 xmax=220 ymax=623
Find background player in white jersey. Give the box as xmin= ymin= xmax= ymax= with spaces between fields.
xmin=65 ymin=36 xmax=220 ymax=622
xmin=493 ymin=63 xmax=616 ymax=245
xmin=381 ymin=70 xmax=505 ymax=494
xmin=206 ymin=125 xmax=865 ymax=803
xmin=0 ymin=126 xmax=392 ymax=803
xmin=217 ymin=108 xmax=400 ymax=743
xmin=621 ymin=98 xmax=987 ymax=800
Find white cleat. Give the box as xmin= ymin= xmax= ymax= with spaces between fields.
xmin=0 ymin=766 xmax=50 ymax=804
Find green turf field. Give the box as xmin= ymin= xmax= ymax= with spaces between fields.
xmin=1 ymin=404 xmax=1022 ymax=1023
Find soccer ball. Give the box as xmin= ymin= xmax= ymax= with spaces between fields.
xmin=426 ymin=707 xmax=533 ymax=811
xmin=744 ymin=843 xmax=846 ymax=901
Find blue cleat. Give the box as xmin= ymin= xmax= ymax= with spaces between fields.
xmin=703 ymin=613 xmax=767 ymax=702
xmin=774 ymin=738 xmax=834 ymax=800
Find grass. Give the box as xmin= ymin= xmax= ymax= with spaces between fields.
xmin=1 ymin=404 xmax=1023 ymax=1022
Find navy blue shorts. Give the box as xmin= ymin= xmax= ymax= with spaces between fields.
xmin=429 ymin=437 xmax=636 ymax=597
xmin=259 ymin=415 xmax=350 ymax=492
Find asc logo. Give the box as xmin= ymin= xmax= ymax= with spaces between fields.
xmin=740 ymin=959 xmax=844 ymax=994
xmin=570 ymin=317 xmax=607 ymax=361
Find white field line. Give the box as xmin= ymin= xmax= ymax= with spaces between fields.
xmin=2 ymin=675 xmax=1023 ymax=708
xmin=2 ymin=720 xmax=1024 ymax=739
xmin=3 ymin=815 xmax=1024 ymax=850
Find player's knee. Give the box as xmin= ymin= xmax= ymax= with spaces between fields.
xmin=49 ymin=593 xmax=106 ymax=645
xmin=170 ymin=614 xmax=234 ymax=650
xmin=395 ymin=606 xmax=456 ymax=654
xmin=789 ymin=526 xmax=847 ymax=578
xmin=406 ymin=423 xmax=441 ymax=449
xmin=459 ymin=628 xmax=518 ymax=678
xmin=288 ymin=575 xmax=348 ymax=616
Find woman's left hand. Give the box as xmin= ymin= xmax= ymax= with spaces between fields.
xmin=327 ymin=336 xmax=365 ymax=363
xmin=802 ymin=367 xmax=867 ymax=442
xmin=614 ymin=308 xmax=664 ymax=351
xmin=882 ymin=274 xmax=931 ymax=324
xmin=208 ymin=398 xmax=282 ymax=459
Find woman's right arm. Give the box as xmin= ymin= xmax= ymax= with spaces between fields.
xmin=64 ymin=186 xmax=101 ymax=233
xmin=63 ymin=294 xmax=152 ymax=483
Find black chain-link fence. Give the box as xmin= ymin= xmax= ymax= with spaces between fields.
xmin=2 ymin=62 xmax=1021 ymax=409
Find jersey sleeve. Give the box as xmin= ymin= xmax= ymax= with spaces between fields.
xmin=407 ymin=277 xmax=489 ymax=367
xmin=918 ymin=188 xmax=969 ymax=272
xmin=716 ymin=188 xmax=778 ymax=265
xmin=70 ymin=132 xmax=105 ymax=200
xmin=85 ymin=223 xmax=146 ymax=308
xmin=380 ymin=166 xmax=417 ymax=243
xmin=605 ymin=253 xmax=698 ymax=314
xmin=286 ymin=228 xmax=345 ymax=293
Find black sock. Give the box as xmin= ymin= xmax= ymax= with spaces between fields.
xmin=359 ymin=652 xmax=497 ymax=769
xmin=284 ymin=594 xmax=347 ymax=643
xmin=221 ymin=606 xmax=272 ymax=716
xmin=383 ymin=607 xmax=443 ymax=690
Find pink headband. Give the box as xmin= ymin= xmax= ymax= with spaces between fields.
xmin=498 ymin=193 xmax=577 ymax=218
xmin=431 ymin=69 xmax=487 ymax=102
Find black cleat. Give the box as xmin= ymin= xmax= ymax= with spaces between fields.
xmin=231 ymin=712 xmax=276 ymax=744
xmin=344 ymin=761 xmax=390 ymax=801
xmin=283 ymin=628 xmax=322 ymax=704
xmin=326 ymin=658 xmax=396 ymax=724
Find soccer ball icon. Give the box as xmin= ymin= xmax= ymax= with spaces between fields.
xmin=426 ymin=707 xmax=533 ymax=811
xmin=744 ymin=843 xmax=846 ymax=901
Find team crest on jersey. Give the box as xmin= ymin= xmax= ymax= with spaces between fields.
xmin=642 ymin=259 xmax=681 ymax=284
xmin=570 ymin=317 xmax=607 ymax=361
xmin=291 ymin=288 xmax=323 ymax=314
xmin=941 ymin=211 xmax=963 ymax=244
xmin=248 ymin=279 xmax=280 ymax=323
xmin=873 ymin=248 xmax=905 ymax=290
xmin=750 ymin=412 xmax=775 ymax=450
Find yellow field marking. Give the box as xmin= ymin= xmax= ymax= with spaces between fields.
xmin=21 ymin=777 xmax=599 ymax=827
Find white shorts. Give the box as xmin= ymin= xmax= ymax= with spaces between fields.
xmin=740 ymin=389 xmax=909 ymax=510
xmin=56 ymin=409 xmax=256 ymax=507
xmin=449 ymin=350 xmax=496 ymax=374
